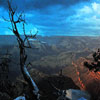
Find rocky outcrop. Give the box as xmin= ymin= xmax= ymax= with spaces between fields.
xmin=66 ymin=89 xmax=90 ymax=100
xmin=63 ymin=57 xmax=100 ymax=100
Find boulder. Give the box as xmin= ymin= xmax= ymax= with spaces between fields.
xmin=66 ymin=89 xmax=90 ymax=100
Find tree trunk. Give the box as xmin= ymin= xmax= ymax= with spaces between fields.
xmin=19 ymin=43 xmax=39 ymax=99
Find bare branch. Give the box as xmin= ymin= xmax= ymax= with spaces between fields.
xmin=6 ymin=1 xmax=40 ymax=99
xmin=13 ymin=6 xmax=17 ymax=15
xmin=8 ymin=27 xmax=13 ymax=31
xmin=2 ymin=16 xmax=10 ymax=22
xmin=49 ymin=82 xmax=60 ymax=92
xmin=24 ymin=30 xmax=38 ymax=42
xmin=17 ymin=78 xmax=28 ymax=85
xmin=15 ymin=12 xmax=25 ymax=23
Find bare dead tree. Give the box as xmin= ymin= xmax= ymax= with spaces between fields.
xmin=4 ymin=0 xmax=40 ymax=100
xmin=0 ymin=49 xmax=11 ymax=75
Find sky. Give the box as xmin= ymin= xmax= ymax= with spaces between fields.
xmin=0 ymin=0 xmax=100 ymax=36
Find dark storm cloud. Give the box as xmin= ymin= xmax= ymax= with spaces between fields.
xmin=0 ymin=0 xmax=89 ymax=11
xmin=0 ymin=0 xmax=8 ymax=8
xmin=1 ymin=0 xmax=100 ymax=36
xmin=26 ymin=0 xmax=89 ymax=10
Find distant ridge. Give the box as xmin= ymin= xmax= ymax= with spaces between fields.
xmin=1 ymin=35 xmax=100 ymax=51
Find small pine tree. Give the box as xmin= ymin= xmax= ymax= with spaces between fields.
xmin=84 ymin=48 xmax=100 ymax=72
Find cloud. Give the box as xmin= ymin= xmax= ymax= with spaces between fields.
xmin=92 ymin=2 xmax=98 ymax=11
xmin=0 ymin=0 xmax=100 ymax=36
xmin=64 ymin=1 xmax=100 ymax=36
xmin=0 ymin=0 xmax=89 ymax=12
xmin=92 ymin=2 xmax=100 ymax=14
xmin=0 ymin=0 xmax=7 ymax=8
xmin=25 ymin=0 xmax=89 ymax=10
xmin=0 ymin=18 xmax=5 ymax=22
xmin=5 ymin=30 xmax=13 ymax=35
xmin=79 ymin=6 xmax=92 ymax=14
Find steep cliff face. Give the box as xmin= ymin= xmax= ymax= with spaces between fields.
xmin=63 ymin=57 xmax=100 ymax=99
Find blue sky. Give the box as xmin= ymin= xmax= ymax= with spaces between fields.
xmin=0 ymin=0 xmax=100 ymax=36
